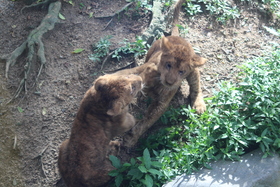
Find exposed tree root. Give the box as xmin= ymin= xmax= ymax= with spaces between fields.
xmin=95 ymin=2 xmax=133 ymax=30
xmin=100 ymin=50 xmax=115 ymax=70
xmin=1 ymin=1 xmax=61 ymax=101
xmin=21 ymin=0 xmax=57 ymax=14
xmin=104 ymin=61 xmax=135 ymax=73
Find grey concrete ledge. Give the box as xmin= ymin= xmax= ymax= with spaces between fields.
xmin=163 ymin=149 xmax=280 ymax=187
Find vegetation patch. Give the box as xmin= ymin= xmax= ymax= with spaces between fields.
xmin=109 ymin=47 xmax=280 ymax=186
xmin=183 ymin=0 xmax=280 ymax=24
xmin=128 ymin=0 xmax=280 ymax=24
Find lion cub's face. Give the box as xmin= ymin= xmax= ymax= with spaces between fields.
xmin=94 ymin=74 xmax=143 ymax=116
xmin=158 ymin=37 xmax=207 ymax=89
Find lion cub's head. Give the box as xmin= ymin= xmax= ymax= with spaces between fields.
xmin=94 ymin=74 xmax=143 ymax=116
xmin=158 ymin=36 xmax=207 ymax=89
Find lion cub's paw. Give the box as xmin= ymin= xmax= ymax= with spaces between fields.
xmin=107 ymin=140 xmax=122 ymax=156
xmin=192 ymin=100 xmax=206 ymax=114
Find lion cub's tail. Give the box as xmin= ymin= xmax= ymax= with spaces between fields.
xmin=171 ymin=0 xmax=184 ymax=36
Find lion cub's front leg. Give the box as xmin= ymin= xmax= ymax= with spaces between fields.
xmin=108 ymin=112 xmax=136 ymax=155
xmin=110 ymin=112 xmax=136 ymax=139
xmin=122 ymin=89 xmax=177 ymax=148
xmin=187 ymin=68 xmax=206 ymax=114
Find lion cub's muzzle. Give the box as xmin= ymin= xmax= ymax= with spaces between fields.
xmin=126 ymin=75 xmax=143 ymax=97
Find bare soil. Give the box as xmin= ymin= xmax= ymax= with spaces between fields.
xmin=0 ymin=0 xmax=279 ymax=186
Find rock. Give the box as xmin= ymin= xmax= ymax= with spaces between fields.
xmin=141 ymin=0 xmax=180 ymax=45
xmin=141 ymin=0 xmax=165 ymax=45
xmin=163 ymin=149 xmax=280 ymax=187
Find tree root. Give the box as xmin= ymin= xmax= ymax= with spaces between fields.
xmin=1 ymin=1 xmax=61 ymax=101
xmin=95 ymin=2 xmax=133 ymax=30
xmin=21 ymin=0 xmax=57 ymax=14
xmin=100 ymin=48 xmax=138 ymax=72
xmin=104 ymin=61 xmax=135 ymax=73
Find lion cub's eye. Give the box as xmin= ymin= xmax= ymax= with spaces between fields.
xmin=131 ymin=85 xmax=136 ymax=94
xmin=166 ymin=63 xmax=172 ymax=70
xmin=179 ymin=71 xmax=185 ymax=75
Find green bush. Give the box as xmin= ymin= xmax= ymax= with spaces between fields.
xmin=89 ymin=35 xmax=112 ymax=62
xmin=89 ymin=36 xmax=149 ymax=62
xmin=112 ymin=36 xmax=149 ymax=61
xmin=109 ymin=49 xmax=280 ymax=186
xmin=183 ymin=0 xmax=280 ymax=24
xmin=156 ymin=49 xmax=280 ymax=179
xmin=109 ymin=149 xmax=163 ymax=187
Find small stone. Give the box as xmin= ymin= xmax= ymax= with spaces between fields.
xmin=65 ymin=80 xmax=71 ymax=85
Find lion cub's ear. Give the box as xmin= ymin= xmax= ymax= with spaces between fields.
xmin=94 ymin=77 xmax=107 ymax=91
xmin=191 ymin=55 xmax=207 ymax=67
xmin=161 ymin=36 xmax=172 ymax=52
xmin=107 ymin=101 xmax=123 ymax=116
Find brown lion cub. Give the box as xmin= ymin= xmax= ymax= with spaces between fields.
xmin=114 ymin=0 xmax=207 ymax=148
xmin=58 ymin=74 xmax=142 ymax=187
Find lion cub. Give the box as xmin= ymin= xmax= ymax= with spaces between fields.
xmin=114 ymin=0 xmax=207 ymax=148
xmin=58 ymin=74 xmax=142 ymax=187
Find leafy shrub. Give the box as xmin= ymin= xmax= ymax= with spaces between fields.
xmin=185 ymin=2 xmax=202 ymax=16
xmin=184 ymin=0 xmax=240 ymax=24
xmin=89 ymin=35 xmax=112 ymax=62
xmin=109 ymin=49 xmax=280 ymax=186
xmin=89 ymin=36 xmax=149 ymax=63
xmin=109 ymin=148 xmax=163 ymax=187
xmin=112 ymin=36 xmax=150 ymax=61
xmin=183 ymin=0 xmax=280 ymax=24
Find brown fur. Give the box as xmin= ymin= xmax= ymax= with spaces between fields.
xmin=58 ymin=74 xmax=142 ymax=187
xmin=114 ymin=0 xmax=207 ymax=148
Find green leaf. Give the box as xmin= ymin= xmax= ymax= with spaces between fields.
xmin=109 ymin=155 xmax=121 ymax=169
xmin=148 ymin=168 xmax=162 ymax=176
xmin=72 ymin=48 xmax=84 ymax=54
xmin=220 ymin=134 xmax=228 ymax=139
xmin=89 ymin=55 xmax=101 ymax=62
xmin=261 ymin=128 xmax=268 ymax=137
xmin=256 ymin=137 xmax=262 ymax=143
xmin=89 ymin=12 xmax=94 ymax=18
xmin=58 ymin=13 xmax=66 ymax=20
xmin=144 ymin=174 xmax=153 ymax=187
xmin=143 ymin=148 xmax=151 ymax=169
xmin=123 ymin=163 xmax=131 ymax=167
xmin=17 ymin=106 xmax=24 ymax=113
xmin=128 ymin=168 xmax=143 ymax=180
xmin=108 ymin=170 xmax=119 ymax=177
xmin=138 ymin=165 xmax=147 ymax=173
xmin=130 ymin=158 xmax=136 ymax=165
xmin=176 ymin=24 xmax=184 ymax=30
xmin=213 ymin=125 xmax=219 ymax=130
xmin=151 ymin=161 xmax=162 ymax=168
xmin=260 ymin=142 xmax=265 ymax=153
xmin=115 ymin=174 xmax=123 ymax=187
xmin=152 ymin=150 xmax=159 ymax=157
xmin=67 ymin=0 xmax=74 ymax=5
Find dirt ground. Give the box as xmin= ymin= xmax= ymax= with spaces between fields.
xmin=0 ymin=0 xmax=279 ymax=186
